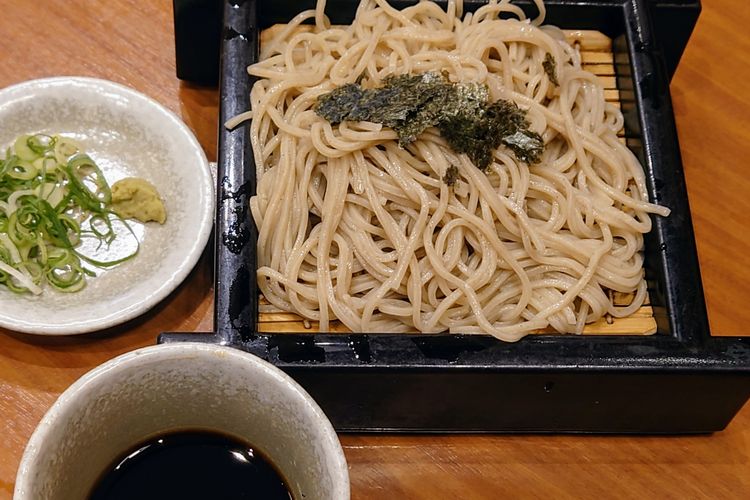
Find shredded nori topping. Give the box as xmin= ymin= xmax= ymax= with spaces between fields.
xmin=543 ymin=53 xmax=559 ymax=86
xmin=442 ymin=165 xmax=460 ymax=186
xmin=314 ymin=83 xmax=366 ymax=124
xmin=314 ymin=72 xmax=545 ymax=173
xmin=438 ymin=100 xmax=544 ymax=169
xmin=316 ymin=73 xmax=450 ymax=146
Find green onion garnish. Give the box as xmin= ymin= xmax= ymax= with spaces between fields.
xmin=0 ymin=134 xmax=139 ymax=294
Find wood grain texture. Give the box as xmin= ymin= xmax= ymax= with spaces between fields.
xmin=671 ymin=0 xmax=750 ymax=337
xmin=0 ymin=1 xmax=748 ymax=499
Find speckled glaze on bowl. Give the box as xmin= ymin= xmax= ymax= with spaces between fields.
xmin=0 ymin=77 xmax=214 ymax=335
xmin=14 ymin=343 xmax=350 ymax=500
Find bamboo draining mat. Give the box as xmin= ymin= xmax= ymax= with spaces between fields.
xmin=257 ymin=29 xmax=657 ymax=336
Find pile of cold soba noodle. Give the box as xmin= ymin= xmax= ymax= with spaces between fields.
xmin=230 ymin=0 xmax=669 ymax=341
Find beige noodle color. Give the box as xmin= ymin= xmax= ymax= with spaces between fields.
xmin=231 ymin=0 xmax=670 ymax=341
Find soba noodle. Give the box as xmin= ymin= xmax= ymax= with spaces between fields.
xmin=232 ymin=0 xmax=669 ymax=341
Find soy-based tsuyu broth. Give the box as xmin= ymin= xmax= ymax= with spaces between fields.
xmin=89 ymin=430 xmax=292 ymax=500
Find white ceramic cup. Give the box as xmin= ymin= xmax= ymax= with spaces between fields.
xmin=14 ymin=343 xmax=350 ymax=500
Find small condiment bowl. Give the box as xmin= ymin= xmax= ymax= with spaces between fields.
xmin=0 ymin=77 xmax=214 ymax=335
xmin=14 ymin=343 xmax=350 ymax=500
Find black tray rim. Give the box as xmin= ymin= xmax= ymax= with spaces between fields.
xmin=164 ymin=0 xmax=750 ymax=433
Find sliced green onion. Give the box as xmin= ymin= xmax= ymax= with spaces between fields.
xmin=5 ymin=156 xmax=38 ymax=180
xmin=13 ymin=136 xmax=37 ymax=162
xmin=0 ymin=134 xmax=140 ymax=294
xmin=0 ymin=260 xmax=42 ymax=294
xmin=65 ymin=153 xmax=112 ymax=210
xmin=27 ymin=134 xmax=56 ymax=155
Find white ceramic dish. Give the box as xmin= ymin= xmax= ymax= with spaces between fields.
xmin=0 ymin=77 xmax=214 ymax=335
xmin=14 ymin=343 xmax=350 ymax=500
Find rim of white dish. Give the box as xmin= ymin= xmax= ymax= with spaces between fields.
xmin=14 ymin=343 xmax=350 ymax=500
xmin=0 ymin=77 xmax=215 ymax=335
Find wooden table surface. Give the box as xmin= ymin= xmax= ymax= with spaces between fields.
xmin=1 ymin=1 xmax=748 ymax=498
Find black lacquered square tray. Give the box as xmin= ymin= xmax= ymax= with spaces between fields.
xmin=163 ymin=0 xmax=750 ymax=433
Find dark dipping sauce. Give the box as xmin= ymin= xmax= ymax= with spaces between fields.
xmin=89 ymin=430 xmax=292 ymax=500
